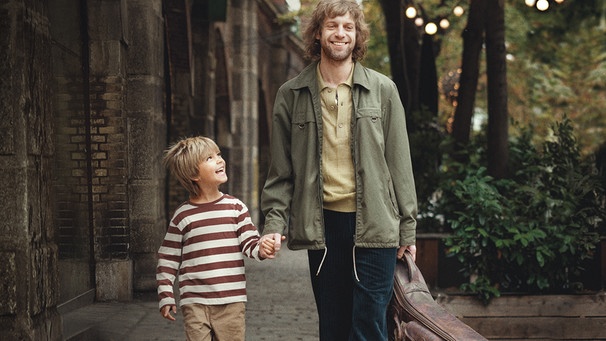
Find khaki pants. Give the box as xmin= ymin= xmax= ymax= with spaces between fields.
xmin=181 ymin=302 xmax=246 ymax=341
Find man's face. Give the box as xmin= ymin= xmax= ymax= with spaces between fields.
xmin=316 ymin=12 xmax=356 ymax=62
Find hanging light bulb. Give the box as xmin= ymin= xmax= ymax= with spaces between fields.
xmin=425 ymin=22 xmax=438 ymax=35
xmin=439 ymin=18 xmax=450 ymax=30
xmin=554 ymin=0 xmax=564 ymax=3
xmin=453 ymin=6 xmax=464 ymax=17
xmin=415 ymin=17 xmax=424 ymax=27
xmin=525 ymin=0 xmax=536 ymax=7
xmin=536 ymin=0 xmax=549 ymax=11
xmin=405 ymin=6 xmax=417 ymax=19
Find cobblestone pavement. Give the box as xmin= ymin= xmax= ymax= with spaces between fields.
xmin=61 ymin=248 xmax=319 ymax=341
xmin=244 ymin=248 xmax=318 ymax=341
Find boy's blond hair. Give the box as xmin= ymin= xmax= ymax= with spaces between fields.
xmin=163 ymin=136 xmax=220 ymax=197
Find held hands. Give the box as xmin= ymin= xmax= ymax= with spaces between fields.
xmin=160 ymin=304 xmax=177 ymax=321
xmin=259 ymin=233 xmax=286 ymax=259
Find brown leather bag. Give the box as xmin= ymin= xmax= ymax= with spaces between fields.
xmin=387 ymin=251 xmax=488 ymax=341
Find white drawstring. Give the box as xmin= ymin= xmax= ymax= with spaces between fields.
xmin=315 ymin=243 xmax=360 ymax=282
xmin=315 ymin=247 xmax=328 ymax=276
xmin=352 ymin=245 xmax=360 ymax=282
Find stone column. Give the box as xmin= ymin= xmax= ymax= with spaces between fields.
xmin=124 ymin=0 xmax=167 ymax=293
xmin=165 ymin=0 xmax=197 ymax=211
xmin=225 ymin=0 xmax=260 ymax=223
xmin=0 ymin=1 xmax=61 ymax=339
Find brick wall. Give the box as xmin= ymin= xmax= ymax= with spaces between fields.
xmin=89 ymin=76 xmax=130 ymax=259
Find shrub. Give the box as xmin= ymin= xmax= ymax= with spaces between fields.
xmin=407 ymin=108 xmax=445 ymax=231
xmin=435 ymin=117 xmax=605 ymax=303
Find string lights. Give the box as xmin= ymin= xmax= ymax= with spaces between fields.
xmin=404 ymin=1 xmax=466 ymax=36
xmin=525 ymin=0 xmax=565 ymax=12
xmin=404 ymin=0 xmax=565 ymax=36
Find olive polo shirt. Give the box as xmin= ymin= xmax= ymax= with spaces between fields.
xmin=317 ymin=64 xmax=356 ymax=213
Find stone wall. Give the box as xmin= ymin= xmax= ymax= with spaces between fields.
xmin=0 ymin=1 xmax=62 ymax=339
xmin=0 ymin=0 xmax=305 ymax=339
xmin=49 ymin=0 xmax=167 ymax=304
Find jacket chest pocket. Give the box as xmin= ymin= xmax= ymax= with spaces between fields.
xmin=355 ymin=108 xmax=384 ymax=143
xmin=290 ymin=109 xmax=320 ymax=186
xmin=292 ymin=109 xmax=317 ymax=136
xmin=293 ymin=111 xmax=316 ymax=130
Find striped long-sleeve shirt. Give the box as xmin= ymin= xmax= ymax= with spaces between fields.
xmin=156 ymin=194 xmax=263 ymax=309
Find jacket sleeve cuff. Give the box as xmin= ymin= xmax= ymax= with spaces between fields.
xmin=261 ymin=219 xmax=286 ymax=235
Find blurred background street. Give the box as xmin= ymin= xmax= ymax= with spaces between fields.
xmin=61 ymin=248 xmax=319 ymax=341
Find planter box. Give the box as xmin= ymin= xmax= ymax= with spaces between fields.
xmin=415 ymin=233 xmax=466 ymax=289
xmin=416 ymin=235 xmax=606 ymax=339
xmin=436 ymin=292 xmax=606 ymax=340
xmin=416 ymin=235 xmax=606 ymax=291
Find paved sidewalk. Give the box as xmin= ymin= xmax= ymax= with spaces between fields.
xmin=61 ymin=248 xmax=319 ymax=341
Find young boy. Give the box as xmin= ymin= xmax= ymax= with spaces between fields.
xmin=156 ymin=136 xmax=278 ymax=341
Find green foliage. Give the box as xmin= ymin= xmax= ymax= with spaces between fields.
xmin=360 ymin=0 xmax=390 ymax=76
xmin=504 ymin=0 xmax=606 ymax=155
xmin=435 ymin=118 xmax=605 ymax=303
xmin=435 ymin=0 xmax=606 ymax=156
xmin=408 ymin=107 xmax=445 ymax=230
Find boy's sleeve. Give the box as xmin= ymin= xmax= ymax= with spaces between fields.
xmin=156 ymin=222 xmax=182 ymax=309
xmin=236 ymin=202 xmax=263 ymax=261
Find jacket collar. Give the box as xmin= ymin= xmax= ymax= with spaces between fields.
xmin=291 ymin=60 xmax=371 ymax=92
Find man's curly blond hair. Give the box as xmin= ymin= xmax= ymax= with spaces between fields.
xmin=303 ymin=0 xmax=370 ymax=62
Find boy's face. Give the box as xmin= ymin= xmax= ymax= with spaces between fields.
xmin=316 ymin=12 xmax=356 ymax=63
xmin=192 ymin=150 xmax=227 ymax=187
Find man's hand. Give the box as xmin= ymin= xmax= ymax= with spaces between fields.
xmin=160 ymin=304 xmax=177 ymax=321
xmin=259 ymin=233 xmax=285 ymax=259
xmin=397 ymin=244 xmax=416 ymax=262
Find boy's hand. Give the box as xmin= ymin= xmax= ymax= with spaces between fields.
xmin=160 ymin=304 xmax=177 ymax=321
xmin=259 ymin=233 xmax=285 ymax=259
xmin=260 ymin=238 xmax=275 ymax=258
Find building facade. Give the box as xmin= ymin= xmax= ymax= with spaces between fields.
xmin=0 ymin=0 xmax=305 ymax=339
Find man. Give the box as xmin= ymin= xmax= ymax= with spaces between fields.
xmin=261 ymin=0 xmax=418 ymax=340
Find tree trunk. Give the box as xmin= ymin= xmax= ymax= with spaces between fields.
xmin=451 ymin=0 xmax=486 ymax=146
xmin=380 ymin=0 xmax=407 ymax=105
xmin=485 ymin=0 xmax=509 ymax=179
xmin=419 ymin=33 xmax=438 ymax=116
xmin=379 ymin=0 xmax=421 ymax=121
xmin=403 ymin=13 xmax=422 ymax=117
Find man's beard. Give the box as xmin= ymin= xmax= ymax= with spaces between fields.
xmin=321 ymin=43 xmax=354 ymax=62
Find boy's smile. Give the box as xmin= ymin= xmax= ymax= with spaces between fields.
xmin=193 ymin=151 xmax=228 ymax=191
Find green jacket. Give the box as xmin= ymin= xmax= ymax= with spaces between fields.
xmin=261 ymin=61 xmax=417 ymax=250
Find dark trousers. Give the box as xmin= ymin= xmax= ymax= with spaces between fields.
xmin=308 ymin=210 xmax=397 ymax=341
